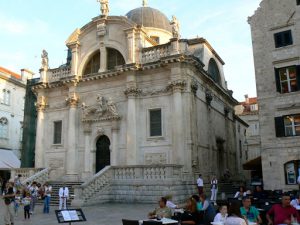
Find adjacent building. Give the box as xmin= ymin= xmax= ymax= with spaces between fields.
xmin=248 ymin=0 xmax=300 ymax=190
xmin=0 ymin=67 xmax=33 ymax=169
xmin=235 ymin=95 xmax=261 ymax=182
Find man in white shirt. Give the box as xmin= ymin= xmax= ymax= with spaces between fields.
xmin=58 ymin=184 xmax=69 ymax=210
xmin=291 ymin=195 xmax=300 ymax=209
xmin=197 ymin=174 xmax=204 ymax=195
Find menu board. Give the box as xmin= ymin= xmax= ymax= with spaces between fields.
xmin=55 ymin=209 xmax=86 ymax=223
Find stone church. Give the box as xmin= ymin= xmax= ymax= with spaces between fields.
xmin=31 ymin=1 xmax=245 ymax=204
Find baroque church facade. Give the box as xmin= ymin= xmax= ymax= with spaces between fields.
xmin=31 ymin=1 xmax=246 ymax=203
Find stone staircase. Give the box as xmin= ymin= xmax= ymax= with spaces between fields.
xmin=217 ymin=182 xmax=240 ymax=199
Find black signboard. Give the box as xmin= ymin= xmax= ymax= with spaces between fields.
xmin=55 ymin=209 xmax=87 ymax=224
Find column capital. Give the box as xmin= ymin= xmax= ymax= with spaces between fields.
xmin=66 ymin=93 xmax=79 ymax=108
xmin=167 ymin=79 xmax=187 ymax=93
xmin=35 ymin=96 xmax=48 ymax=112
xmin=124 ymin=87 xmax=142 ymax=98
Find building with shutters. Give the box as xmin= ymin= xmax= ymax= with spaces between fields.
xmin=248 ymin=0 xmax=300 ymax=190
xmin=31 ymin=1 xmax=247 ymax=204
xmin=235 ymin=95 xmax=261 ymax=183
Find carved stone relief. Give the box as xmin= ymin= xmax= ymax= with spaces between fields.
xmin=145 ymin=153 xmax=167 ymax=165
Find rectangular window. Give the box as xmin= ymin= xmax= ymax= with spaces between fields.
xmin=275 ymin=114 xmax=300 ymax=137
xmin=285 ymin=160 xmax=300 ymax=185
xmin=53 ymin=121 xmax=62 ymax=144
xmin=1 ymin=89 xmax=10 ymax=105
xmin=149 ymin=109 xmax=162 ymax=137
xmin=274 ymin=30 xmax=293 ymax=48
xmin=275 ymin=66 xmax=300 ymax=93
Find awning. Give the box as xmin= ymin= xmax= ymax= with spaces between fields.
xmin=243 ymin=156 xmax=262 ymax=171
xmin=0 ymin=149 xmax=21 ymax=169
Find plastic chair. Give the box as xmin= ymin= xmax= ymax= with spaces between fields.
xmin=122 ymin=219 xmax=140 ymax=225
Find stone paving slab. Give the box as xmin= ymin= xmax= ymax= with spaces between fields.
xmin=0 ymin=200 xmax=155 ymax=225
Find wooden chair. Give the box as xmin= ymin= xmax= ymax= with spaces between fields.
xmin=122 ymin=219 xmax=140 ymax=225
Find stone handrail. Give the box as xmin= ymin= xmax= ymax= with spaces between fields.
xmin=141 ymin=43 xmax=171 ymax=64
xmin=73 ymin=166 xmax=112 ymax=206
xmin=112 ymin=164 xmax=183 ymax=180
xmin=72 ymin=165 xmax=184 ymax=206
xmin=10 ymin=168 xmax=43 ymax=182
xmin=22 ymin=168 xmax=50 ymax=185
xmin=48 ymin=66 xmax=71 ymax=82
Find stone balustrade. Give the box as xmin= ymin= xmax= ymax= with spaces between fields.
xmin=48 ymin=66 xmax=71 ymax=82
xmin=10 ymin=168 xmax=43 ymax=182
xmin=141 ymin=43 xmax=171 ymax=64
xmin=72 ymin=165 xmax=186 ymax=206
xmin=22 ymin=168 xmax=50 ymax=185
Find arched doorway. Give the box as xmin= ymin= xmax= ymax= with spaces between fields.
xmin=95 ymin=135 xmax=111 ymax=173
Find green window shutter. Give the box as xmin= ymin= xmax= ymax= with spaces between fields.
xmin=274 ymin=68 xmax=281 ymax=93
xmin=296 ymin=65 xmax=300 ymax=91
xmin=274 ymin=117 xmax=285 ymax=137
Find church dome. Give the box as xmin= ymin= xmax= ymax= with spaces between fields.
xmin=126 ymin=7 xmax=172 ymax=32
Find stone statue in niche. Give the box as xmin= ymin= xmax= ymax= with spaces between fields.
xmin=41 ymin=49 xmax=49 ymax=69
xmin=97 ymin=23 xmax=106 ymax=36
xmin=81 ymin=95 xmax=119 ymax=121
xmin=170 ymin=15 xmax=180 ymax=39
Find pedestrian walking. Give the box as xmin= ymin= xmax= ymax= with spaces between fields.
xmin=29 ymin=181 xmax=38 ymax=214
xmin=2 ymin=181 xmax=15 ymax=225
xmin=22 ymin=192 xmax=31 ymax=220
xmin=197 ymin=174 xmax=204 ymax=195
xmin=43 ymin=182 xmax=52 ymax=213
xmin=210 ymin=175 xmax=218 ymax=204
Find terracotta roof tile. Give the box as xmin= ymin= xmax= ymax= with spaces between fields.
xmin=0 ymin=66 xmax=21 ymax=79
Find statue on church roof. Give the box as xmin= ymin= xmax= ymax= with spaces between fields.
xmin=170 ymin=15 xmax=180 ymax=39
xmin=98 ymin=0 xmax=109 ymax=18
xmin=41 ymin=49 xmax=49 ymax=69
xmin=142 ymin=0 xmax=148 ymax=7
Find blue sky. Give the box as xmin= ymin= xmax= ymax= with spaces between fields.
xmin=0 ymin=0 xmax=261 ymax=101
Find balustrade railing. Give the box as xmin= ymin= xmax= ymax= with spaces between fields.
xmin=22 ymin=168 xmax=50 ymax=185
xmin=141 ymin=43 xmax=171 ymax=64
xmin=48 ymin=66 xmax=71 ymax=82
xmin=72 ymin=165 xmax=183 ymax=206
xmin=10 ymin=168 xmax=43 ymax=182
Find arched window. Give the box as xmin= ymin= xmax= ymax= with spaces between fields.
xmin=107 ymin=48 xmax=125 ymax=70
xmin=0 ymin=117 xmax=8 ymax=138
xmin=208 ymin=58 xmax=221 ymax=85
xmin=83 ymin=50 xmax=100 ymax=75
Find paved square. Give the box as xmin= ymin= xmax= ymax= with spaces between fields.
xmin=0 ymin=201 xmax=155 ymax=225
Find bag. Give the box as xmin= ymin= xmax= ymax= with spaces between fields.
xmin=4 ymin=198 xmax=12 ymax=205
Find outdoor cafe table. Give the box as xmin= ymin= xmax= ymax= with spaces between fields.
xmin=139 ymin=218 xmax=179 ymax=225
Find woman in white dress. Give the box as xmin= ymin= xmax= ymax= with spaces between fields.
xmin=214 ymin=205 xmax=228 ymax=222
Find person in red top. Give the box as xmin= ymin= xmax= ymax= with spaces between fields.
xmin=266 ymin=194 xmax=299 ymax=225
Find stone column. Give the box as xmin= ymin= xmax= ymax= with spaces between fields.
xmin=70 ymin=43 xmax=79 ymax=76
xmin=111 ymin=120 xmax=119 ymax=166
xmin=82 ymin=123 xmax=92 ymax=179
xmin=35 ymin=95 xmax=47 ymax=168
xmin=124 ymin=74 xmax=140 ymax=165
xmin=99 ymin=43 xmax=107 ymax=72
xmin=65 ymin=91 xmax=79 ymax=181
xmin=126 ymin=29 xmax=136 ymax=63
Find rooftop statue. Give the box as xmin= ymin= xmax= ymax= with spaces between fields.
xmin=143 ymin=0 xmax=148 ymax=7
xmin=41 ymin=49 xmax=49 ymax=69
xmin=170 ymin=15 xmax=180 ymax=39
xmin=97 ymin=0 xmax=109 ymax=18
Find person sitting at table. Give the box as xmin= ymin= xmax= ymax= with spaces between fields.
xmin=180 ymin=197 xmax=199 ymax=225
xmin=148 ymin=197 xmax=172 ymax=219
xmin=234 ymin=186 xmax=248 ymax=199
xmin=214 ymin=204 xmax=228 ymax=223
xmin=266 ymin=193 xmax=300 ymax=225
xmin=165 ymin=195 xmax=178 ymax=209
xmin=191 ymin=195 xmax=202 ymax=212
xmin=240 ymin=196 xmax=262 ymax=224
xmin=291 ymin=194 xmax=300 ymax=209
xmin=200 ymin=194 xmax=216 ymax=225
xmin=253 ymin=186 xmax=267 ymax=199
xmin=225 ymin=202 xmax=247 ymax=225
